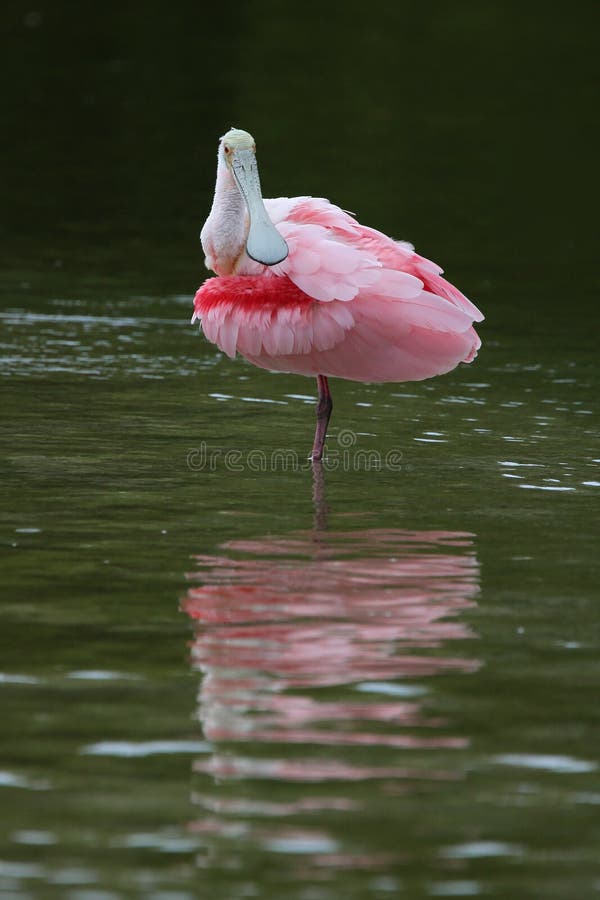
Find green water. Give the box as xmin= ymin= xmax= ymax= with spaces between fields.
xmin=1 ymin=3 xmax=599 ymax=898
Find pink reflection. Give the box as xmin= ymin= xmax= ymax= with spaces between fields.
xmin=182 ymin=528 xmax=480 ymax=782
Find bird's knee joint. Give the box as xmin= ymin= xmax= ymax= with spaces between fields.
xmin=317 ymin=396 xmax=333 ymax=418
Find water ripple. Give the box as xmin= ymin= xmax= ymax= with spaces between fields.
xmin=493 ymin=753 xmax=597 ymax=774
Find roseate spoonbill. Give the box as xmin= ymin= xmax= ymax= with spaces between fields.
xmin=193 ymin=128 xmax=483 ymax=461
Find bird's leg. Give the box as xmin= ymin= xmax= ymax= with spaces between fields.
xmin=311 ymin=374 xmax=333 ymax=462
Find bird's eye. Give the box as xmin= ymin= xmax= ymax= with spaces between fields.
xmin=224 ymin=144 xmax=231 ymax=154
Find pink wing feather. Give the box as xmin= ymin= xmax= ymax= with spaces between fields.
xmin=193 ymin=197 xmax=483 ymax=383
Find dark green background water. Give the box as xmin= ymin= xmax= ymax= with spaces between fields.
xmin=1 ymin=2 xmax=599 ymax=898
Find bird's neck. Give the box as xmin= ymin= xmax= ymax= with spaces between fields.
xmin=201 ymin=162 xmax=249 ymax=275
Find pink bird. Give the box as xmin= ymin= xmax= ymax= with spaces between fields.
xmin=193 ymin=128 xmax=484 ymax=461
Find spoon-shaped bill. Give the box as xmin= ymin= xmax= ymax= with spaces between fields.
xmin=231 ymin=150 xmax=289 ymax=266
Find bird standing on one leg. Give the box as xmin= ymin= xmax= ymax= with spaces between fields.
xmin=193 ymin=128 xmax=483 ymax=461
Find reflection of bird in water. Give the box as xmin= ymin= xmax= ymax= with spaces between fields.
xmin=193 ymin=128 xmax=484 ymax=459
xmin=182 ymin=527 xmax=480 ymax=783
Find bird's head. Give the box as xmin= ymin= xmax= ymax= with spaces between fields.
xmin=218 ymin=128 xmax=288 ymax=266
xmin=219 ymin=127 xmax=256 ymax=164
